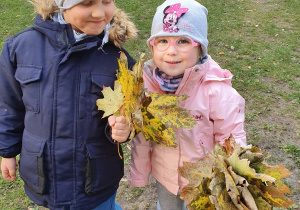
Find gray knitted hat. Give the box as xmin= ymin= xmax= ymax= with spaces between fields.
xmin=148 ymin=0 xmax=208 ymax=59
xmin=54 ymin=0 xmax=115 ymax=10
xmin=54 ymin=0 xmax=85 ymax=10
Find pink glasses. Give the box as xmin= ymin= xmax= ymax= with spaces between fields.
xmin=150 ymin=36 xmax=200 ymax=52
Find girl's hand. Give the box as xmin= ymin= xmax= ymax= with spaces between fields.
xmin=1 ymin=157 xmax=18 ymax=181
xmin=108 ymin=116 xmax=131 ymax=143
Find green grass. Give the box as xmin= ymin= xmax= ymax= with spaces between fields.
xmin=0 ymin=0 xmax=34 ymax=49
xmin=1 ymin=0 xmax=299 ymax=209
xmin=280 ymin=144 xmax=300 ymax=167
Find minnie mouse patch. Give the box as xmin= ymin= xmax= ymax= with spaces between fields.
xmin=163 ymin=3 xmax=189 ymax=33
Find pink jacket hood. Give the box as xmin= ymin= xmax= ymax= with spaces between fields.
xmin=130 ymin=56 xmax=246 ymax=195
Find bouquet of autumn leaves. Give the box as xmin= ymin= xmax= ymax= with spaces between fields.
xmin=178 ymin=135 xmax=294 ymax=209
xmin=96 ymin=52 xmax=197 ymax=147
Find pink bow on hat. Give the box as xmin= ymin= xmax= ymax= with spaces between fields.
xmin=165 ymin=3 xmax=189 ymax=17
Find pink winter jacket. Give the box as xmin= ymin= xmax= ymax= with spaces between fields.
xmin=130 ymin=56 xmax=247 ymax=195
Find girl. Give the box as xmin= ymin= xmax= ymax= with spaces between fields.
xmin=0 ymin=0 xmax=137 ymax=209
xmin=130 ymin=0 xmax=247 ymax=209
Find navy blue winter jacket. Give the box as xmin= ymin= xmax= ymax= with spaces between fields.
xmin=0 ymin=15 xmax=135 ymax=209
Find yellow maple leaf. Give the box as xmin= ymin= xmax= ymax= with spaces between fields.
xmin=147 ymin=93 xmax=197 ymax=130
xmin=96 ymin=82 xmax=123 ymax=118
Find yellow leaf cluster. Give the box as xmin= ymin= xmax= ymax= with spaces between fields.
xmin=96 ymin=52 xmax=197 ymax=147
xmin=178 ymin=135 xmax=294 ymax=210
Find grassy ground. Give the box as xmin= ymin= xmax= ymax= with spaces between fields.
xmin=0 ymin=0 xmax=299 ymax=209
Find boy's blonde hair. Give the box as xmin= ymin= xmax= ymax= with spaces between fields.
xmin=30 ymin=0 xmax=59 ymax=20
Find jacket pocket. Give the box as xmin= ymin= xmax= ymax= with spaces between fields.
xmin=19 ymin=129 xmax=46 ymax=194
xmin=15 ymin=65 xmax=42 ymax=113
xmin=90 ymin=73 xmax=117 ymax=117
xmin=84 ymin=142 xmax=124 ymax=195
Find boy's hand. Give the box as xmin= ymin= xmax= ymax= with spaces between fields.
xmin=108 ymin=116 xmax=131 ymax=143
xmin=1 ymin=157 xmax=18 ymax=181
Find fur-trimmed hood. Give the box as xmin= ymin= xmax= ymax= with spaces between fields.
xmin=108 ymin=8 xmax=138 ymax=48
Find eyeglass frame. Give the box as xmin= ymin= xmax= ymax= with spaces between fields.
xmin=149 ymin=36 xmax=200 ymax=52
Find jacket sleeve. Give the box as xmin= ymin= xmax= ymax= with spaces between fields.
xmin=129 ymin=132 xmax=152 ymax=187
xmin=208 ymin=82 xmax=247 ymax=147
xmin=0 ymin=40 xmax=25 ymax=158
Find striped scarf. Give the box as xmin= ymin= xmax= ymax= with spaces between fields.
xmin=154 ymin=68 xmax=184 ymax=93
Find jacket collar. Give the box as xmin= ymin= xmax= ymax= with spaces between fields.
xmin=33 ymin=14 xmax=76 ymax=47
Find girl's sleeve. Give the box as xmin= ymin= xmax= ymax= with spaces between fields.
xmin=0 ymin=40 xmax=25 ymax=158
xmin=129 ymin=132 xmax=152 ymax=187
xmin=209 ymin=82 xmax=247 ymax=147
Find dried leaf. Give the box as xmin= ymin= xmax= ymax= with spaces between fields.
xmin=236 ymin=185 xmax=258 ymax=210
xmin=252 ymin=163 xmax=293 ymax=180
xmin=248 ymin=185 xmax=272 ymax=210
xmin=214 ymin=143 xmax=227 ymax=157
xmin=223 ymin=134 xmax=240 ymax=156
xmin=239 ymin=150 xmax=268 ymax=164
xmin=184 ymin=178 xmax=214 ymax=210
xmin=178 ymin=156 xmax=215 ymax=187
xmin=215 ymin=188 xmax=239 ymax=210
xmin=227 ymin=166 xmax=252 ymax=210
xmin=228 ymin=152 xmax=276 ymax=182
xmin=180 ymin=186 xmax=201 ymax=206
xmin=262 ymin=185 xmax=294 ymax=207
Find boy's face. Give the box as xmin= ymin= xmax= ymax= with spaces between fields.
xmin=152 ymin=36 xmax=200 ymax=77
xmin=63 ymin=0 xmax=114 ymax=35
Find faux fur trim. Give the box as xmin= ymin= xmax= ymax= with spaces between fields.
xmin=109 ymin=8 xmax=139 ymax=48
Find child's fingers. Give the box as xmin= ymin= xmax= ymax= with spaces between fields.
xmin=111 ymin=125 xmax=131 ymax=143
xmin=116 ymin=116 xmax=126 ymax=124
xmin=113 ymin=121 xmax=131 ymax=131
xmin=112 ymin=127 xmax=130 ymax=137
xmin=108 ymin=115 xmax=116 ymax=127
xmin=1 ymin=167 xmax=8 ymax=179
xmin=8 ymin=169 xmax=16 ymax=181
xmin=110 ymin=116 xmax=131 ymax=142
xmin=1 ymin=158 xmax=17 ymax=181
xmin=1 ymin=166 xmax=16 ymax=181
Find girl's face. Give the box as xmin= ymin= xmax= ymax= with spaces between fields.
xmin=152 ymin=36 xmax=200 ymax=77
xmin=63 ymin=0 xmax=114 ymax=35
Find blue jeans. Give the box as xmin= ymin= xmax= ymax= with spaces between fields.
xmin=92 ymin=191 xmax=122 ymax=210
